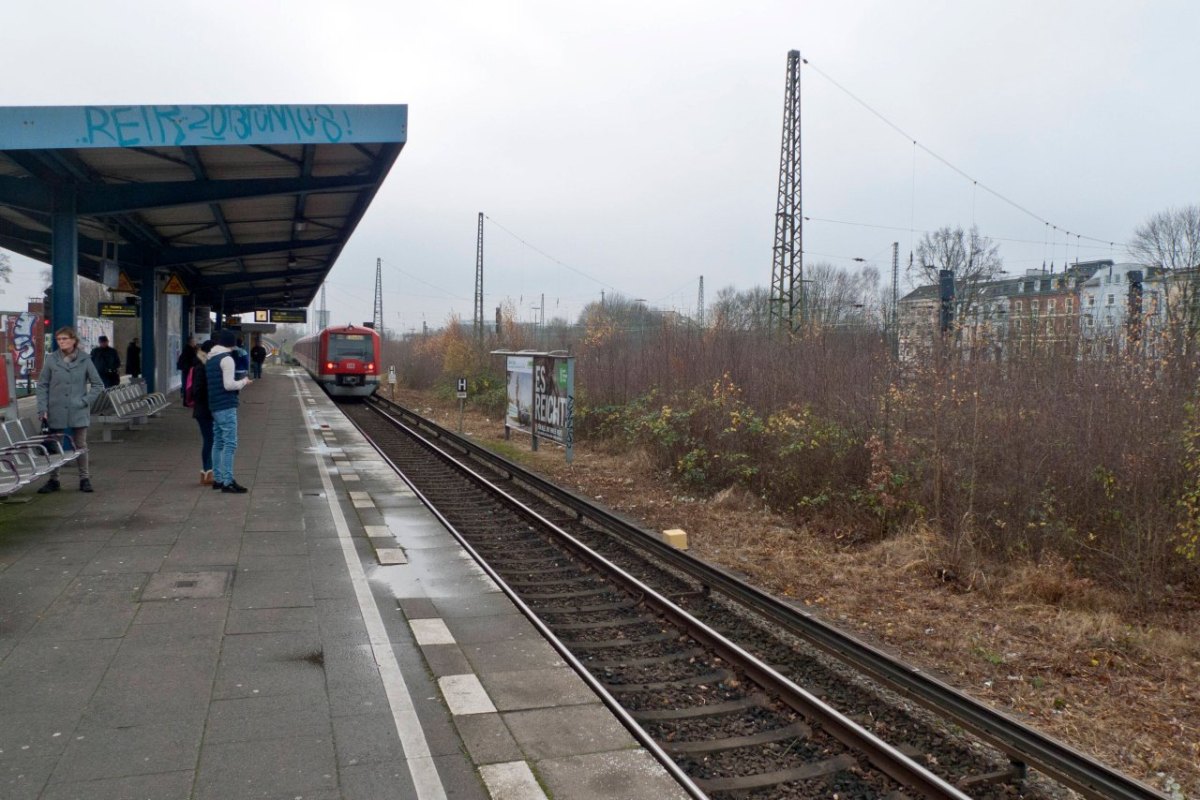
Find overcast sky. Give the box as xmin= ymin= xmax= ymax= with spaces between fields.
xmin=2 ymin=0 xmax=1198 ymax=333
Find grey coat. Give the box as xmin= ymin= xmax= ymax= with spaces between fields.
xmin=37 ymin=350 xmax=104 ymax=429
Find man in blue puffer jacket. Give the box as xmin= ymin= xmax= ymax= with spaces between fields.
xmin=206 ymin=329 xmax=253 ymax=493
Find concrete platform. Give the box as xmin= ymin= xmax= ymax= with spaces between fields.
xmin=0 ymin=368 xmax=688 ymax=800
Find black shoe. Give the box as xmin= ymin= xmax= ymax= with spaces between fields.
xmin=79 ymin=479 xmax=93 ymax=493
xmin=211 ymin=482 xmax=226 ymax=491
xmin=221 ymin=481 xmax=249 ymax=494
xmin=37 ymin=479 xmax=61 ymax=494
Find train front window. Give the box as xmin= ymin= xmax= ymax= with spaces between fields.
xmin=328 ymin=334 xmax=373 ymax=361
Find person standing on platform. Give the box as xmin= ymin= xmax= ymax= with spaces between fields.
xmin=126 ymin=338 xmax=141 ymax=378
xmin=206 ymin=329 xmax=252 ymax=493
xmin=177 ymin=337 xmax=199 ymax=401
xmin=90 ymin=335 xmax=121 ymax=388
xmin=35 ymin=326 xmax=104 ymax=494
xmin=250 ymin=339 xmax=267 ymax=379
xmin=187 ymin=340 xmax=215 ymax=485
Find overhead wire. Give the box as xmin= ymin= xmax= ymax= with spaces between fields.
xmin=801 ymin=56 xmax=1121 ymax=250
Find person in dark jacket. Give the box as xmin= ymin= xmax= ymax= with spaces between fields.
xmin=249 ymin=340 xmax=267 ymax=379
xmin=176 ymin=337 xmax=199 ymax=401
xmin=126 ymin=338 xmax=141 ymax=378
xmin=206 ymin=329 xmax=252 ymax=493
xmin=36 ymin=326 xmax=104 ymax=493
xmin=90 ymin=335 xmax=121 ymax=387
xmin=190 ymin=340 xmax=215 ymax=485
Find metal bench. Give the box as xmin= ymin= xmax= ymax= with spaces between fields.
xmin=0 ymin=416 xmax=81 ymax=497
xmin=93 ymin=380 xmax=172 ymax=442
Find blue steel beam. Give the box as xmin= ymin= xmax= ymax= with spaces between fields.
xmin=75 ymin=174 xmax=377 ymax=216
xmin=0 ymin=175 xmax=52 ymax=212
xmin=50 ymin=188 xmax=78 ymax=338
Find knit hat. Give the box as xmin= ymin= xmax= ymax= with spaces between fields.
xmin=218 ymin=329 xmax=237 ymax=347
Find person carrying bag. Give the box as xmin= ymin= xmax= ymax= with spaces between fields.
xmin=36 ymin=326 xmax=104 ymax=494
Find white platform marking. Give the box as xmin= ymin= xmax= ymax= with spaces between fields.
xmin=292 ymin=378 xmax=448 ymax=800
xmin=479 ymin=762 xmax=548 ymax=800
xmin=438 ymin=674 xmax=497 ymax=716
xmin=409 ymin=618 xmax=455 ymax=646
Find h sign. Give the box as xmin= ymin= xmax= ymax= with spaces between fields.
xmin=456 ymin=378 xmax=467 ymax=398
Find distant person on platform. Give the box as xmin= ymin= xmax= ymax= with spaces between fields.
xmin=250 ymin=340 xmax=267 ymax=379
xmin=90 ymin=335 xmax=121 ymax=388
xmin=126 ymin=337 xmax=141 ymax=378
xmin=36 ymin=326 xmax=104 ymax=494
xmin=176 ymin=337 xmax=199 ymax=402
xmin=206 ymin=329 xmax=252 ymax=493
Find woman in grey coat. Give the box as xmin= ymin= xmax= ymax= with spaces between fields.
xmin=36 ymin=326 xmax=104 ymax=493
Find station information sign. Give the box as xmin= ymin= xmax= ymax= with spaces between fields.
xmin=98 ymin=302 xmax=139 ymax=318
xmin=268 ymin=308 xmax=307 ymax=323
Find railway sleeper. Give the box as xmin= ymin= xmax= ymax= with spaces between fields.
xmin=603 ymin=669 xmax=732 ymax=693
xmin=660 ymin=720 xmax=814 ymax=755
xmin=547 ymin=616 xmax=653 ymax=631
xmin=531 ymin=600 xmax=639 ymax=615
xmin=583 ymin=647 xmax=707 ymax=669
xmin=694 ymin=753 xmax=858 ymax=794
xmin=560 ymin=631 xmax=680 ymax=650
xmin=631 ymin=694 xmax=771 ymax=721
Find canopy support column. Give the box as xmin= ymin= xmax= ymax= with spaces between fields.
xmin=50 ymin=187 xmax=78 ymax=341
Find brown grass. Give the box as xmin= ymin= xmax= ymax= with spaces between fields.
xmin=392 ymin=384 xmax=1200 ymax=795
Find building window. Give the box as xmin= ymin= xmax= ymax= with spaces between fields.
xmin=1107 ymin=294 xmax=1115 ymax=305
xmin=1084 ymin=313 xmax=1093 ymax=327
xmin=1066 ymin=298 xmax=1074 ymax=313
xmin=1088 ymin=295 xmax=1096 ymax=307
xmin=1031 ymin=300 xmax=1040 ymax=315
xmin=1013 ymin=301 xmax=1022 ymax=313
xmin=1048 ymin=299 xmax=1057 ymax=313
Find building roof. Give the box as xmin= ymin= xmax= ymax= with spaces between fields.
xmin=0 ymin=104 xmax=407 ymax=315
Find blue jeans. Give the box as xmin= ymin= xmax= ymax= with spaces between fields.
xmin=251 ymin=362 xmax=263 ymax=378
xmin=211 ymin=408 xmax=239 ymax=486
xmin=196 ymin=417 xmax=214 ymax=471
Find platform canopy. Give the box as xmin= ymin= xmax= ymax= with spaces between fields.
xmin=0 ymin=104 xmax=407 ymax=315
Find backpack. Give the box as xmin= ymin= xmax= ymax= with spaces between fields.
xmin=184 ymin=366 xmax=198 ymax=408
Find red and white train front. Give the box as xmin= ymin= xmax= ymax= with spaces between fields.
xmin=293 ymin=325 xmax=380 ymax=397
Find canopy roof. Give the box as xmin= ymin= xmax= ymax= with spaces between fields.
xmin=0 ymin=104 xmax=407 ymax=315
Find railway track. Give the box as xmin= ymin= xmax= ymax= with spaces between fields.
xmin=341 ymin=396 xmax=1168 ymax=800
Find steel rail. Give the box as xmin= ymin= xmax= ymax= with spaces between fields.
xmin=369 ymin=396 xmax=1170 ymax=800
xmin=346 ymin=405 xmax=708 ymax=800
xmin=360 ymin=400 xmax=972 ymax=800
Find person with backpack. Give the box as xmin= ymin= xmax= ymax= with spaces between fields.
xmin=186 ymin=340 xmax=215 ymax=485
xmin=176 ymin=337 xmax=199 ymax=402
xmin=206 ymin=330 xmax=252 ymax=493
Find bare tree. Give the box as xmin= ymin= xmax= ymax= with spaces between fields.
xmin=1128 ymin=204 xmax=1200 ymax=342
xmin=709 ymin=285 xmax=771 ymax=331
xmin=0 ymin=250 xmax=11 ymax=291
xmin=912 ymin=225 xmax=1003 ymax=320
xmin=805 ymin=261 xmax=881 ymax=329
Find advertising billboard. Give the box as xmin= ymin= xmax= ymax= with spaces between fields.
xmin=505 ymin=355 xmax=533 ymax=433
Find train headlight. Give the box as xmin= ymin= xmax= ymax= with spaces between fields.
xmin=367 ymin=363 xmax=375 ymax=371
xmin=326 ymin=362 xmax=334 ymax=369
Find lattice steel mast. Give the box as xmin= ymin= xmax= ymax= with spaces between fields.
xmin=474 ymin=212 xmax=484 ymax=341
xmin=372 ymin=258 xmax=383 ymax=334
xmin=770 ymin=50 xmax=803 ymax=334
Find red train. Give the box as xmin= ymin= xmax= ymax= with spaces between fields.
xmin=293 ymin=324 xmax=381 ymax=397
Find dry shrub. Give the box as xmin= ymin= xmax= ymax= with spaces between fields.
xmin=994 ymin=556 xmax=1119 ymax=612
xmin=860 ymin=523 xmax=939 ymax=574
xmin=710 ymin=485 xmax=764 ymax=513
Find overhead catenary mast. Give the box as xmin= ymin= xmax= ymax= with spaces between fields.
xmin=769 ymin=49 xmax=803 ymax=335
xmin=474 ymin=212 xmax=484 ymax=341
xmin=372 ymin=258 xmax=384 ymax=335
